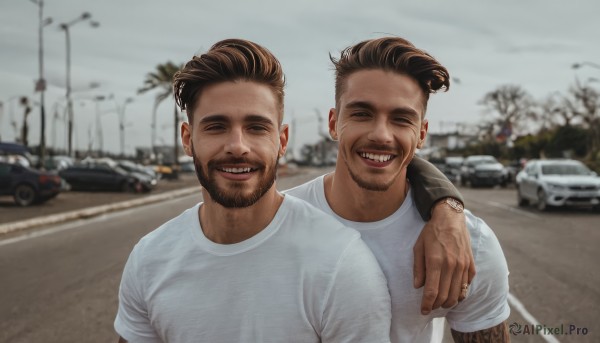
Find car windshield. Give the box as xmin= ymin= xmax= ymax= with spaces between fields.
xmin=541 ymin=163 xmax=591 ymax=176
xmin=469 ymin=157 xmax=497 ymax=165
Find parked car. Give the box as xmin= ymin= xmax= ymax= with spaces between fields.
xmin=516 ymin=159 xmax=600 ymax=211
xmin=0 ymin=161 xmax=62 ymax=206
xmin=460 ymin=155 xmax=506 ymax=187
xmin=59 ymin=162 xmax=156 ymax=193
xmin=443 ymin=156 xmax=464 ymax=183
xmin=117 ymin=160 xmax=159 ymax=183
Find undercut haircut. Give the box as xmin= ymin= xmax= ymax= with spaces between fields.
xmin=174 ymin=38 xmax=285 ymax=124
xmin=331 ymin=37 xmax=450 ymax=115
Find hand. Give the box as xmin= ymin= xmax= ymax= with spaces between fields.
xmin=413 ymin=199 xmax=475 ymax=314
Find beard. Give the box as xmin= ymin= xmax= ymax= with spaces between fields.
xmin=191 ymin=144 xmax=278 ymax=208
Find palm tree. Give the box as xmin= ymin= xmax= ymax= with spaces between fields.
xmin=138 ymin=61 xmax=182 ymax=167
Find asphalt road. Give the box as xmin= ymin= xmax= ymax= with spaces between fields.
xmin=0 ymin=173 xmax=597 ymax=343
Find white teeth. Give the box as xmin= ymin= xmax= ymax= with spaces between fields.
xmin=360 ymin=152 xmax=392 ymax=162
xmin=222 ymin=167 xmax=252 ymax=173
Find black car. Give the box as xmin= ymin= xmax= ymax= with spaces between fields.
xmin=460 ymin=155 xmax=507 ymax=188
xmin=59 ymin=163 xmax=155 ymax=193
xmin=0 ymin=161 xmax=62 ymax=206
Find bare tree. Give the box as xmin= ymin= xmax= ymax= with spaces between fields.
xmin=568 ymin=79 xmax=600 ymax=156
xmin=479 ymin=85 xmax=536 ymax=137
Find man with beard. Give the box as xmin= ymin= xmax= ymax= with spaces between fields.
xmin=115 ymin=38 xmax=476 ymax=342
xmin=286 ymin=37 xmax=510 ymax=342
xmin=115 ymin=39 xmax=392 ymax=343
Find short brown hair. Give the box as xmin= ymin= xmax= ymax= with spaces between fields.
xmin=331 ymin=37 xmax=450 ymax=114
xmin=174 ymin=39 xmax=285 ymax=123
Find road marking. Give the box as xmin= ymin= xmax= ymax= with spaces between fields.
xmin=508 ymin=292 xmax=560 ymax=343
xmin=486 ymin=201 xmax=541 ymax=219
xmin=0 ymin=193 xmax=199 ymax=246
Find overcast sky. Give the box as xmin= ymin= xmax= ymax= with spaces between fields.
xmin=1 ymin=0 xmax=599 ymax=156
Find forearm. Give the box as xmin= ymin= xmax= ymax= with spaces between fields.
xmin=407 ymin=156 xmax=464 ymax=220
xmin=451 ymin=322 xmax=510 ymax=342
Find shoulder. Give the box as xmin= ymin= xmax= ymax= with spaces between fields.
xmin=281 ymin=194 xmax=359 ymax=241
xmin=132 ymin=204 xmax=200 ymax=258
xmin=284 ymin=175 xmax=323 ymax=204
xmin=464 ymin=210 xmax=508 ymax=268
xmin=446 ymin=210 xmax=510 ymax=332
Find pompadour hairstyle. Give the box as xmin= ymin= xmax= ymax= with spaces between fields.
xmin=173 ymin=38 xmax=285 ymax=123
xmin=331 ymin=37 xmax=450 ymax=114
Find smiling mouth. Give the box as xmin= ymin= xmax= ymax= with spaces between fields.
xmin=218 ymin=167 xmax=257 ymax=174
xmin=359 ymin=152 xmax=395 ymax=163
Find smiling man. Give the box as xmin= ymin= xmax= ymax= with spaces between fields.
xmin=114 ymin=39 xmax=392 ymax=343
xmin=286 ymin=37 xmax=511 ymax=342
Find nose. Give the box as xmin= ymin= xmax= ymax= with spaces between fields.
xmin=224 ymin=127 xmax=250 ymax=156
xmin=367 ymin=117 xmax=393 ymax=144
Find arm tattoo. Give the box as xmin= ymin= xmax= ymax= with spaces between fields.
xmin=451 ymin=322 xmax=510 ymax=342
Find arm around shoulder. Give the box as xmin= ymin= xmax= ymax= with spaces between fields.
xmin=320 ymin=237 xmax=391 ymax=343
xmin=407 ymin=156 xmax=464 ymax=220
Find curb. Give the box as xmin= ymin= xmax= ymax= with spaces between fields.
xmin=0 ymin=187 xmax=199 ymax=236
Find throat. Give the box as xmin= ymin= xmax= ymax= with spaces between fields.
xmin=324 ymin=173 xmax=409 ymax=222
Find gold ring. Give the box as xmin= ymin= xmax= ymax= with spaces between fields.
xmin=460 ymin=283 xmax=469 ymax=298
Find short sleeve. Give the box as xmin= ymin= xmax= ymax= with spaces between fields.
xmin=114 ymin=244 xmax=161 ymax=343
xmin=320 ymin=237 xmax=392 ymax=343
xmin=446 ymin=215 xmax=510 ymax=332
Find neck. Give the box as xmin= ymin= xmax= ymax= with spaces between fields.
xmin=199 ymin=187 xmax=284 ymax=244
xmin=324 ymin=168 xmax=409 ymax=222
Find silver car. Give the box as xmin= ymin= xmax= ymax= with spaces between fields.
xmin=516 ymin=159 xmax=600 ymax=211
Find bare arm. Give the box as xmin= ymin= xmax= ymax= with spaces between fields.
xmin=451 ymin=322 xmax=510 ymax=342
xmin=407 ymin=156 xmax=475 ymax=314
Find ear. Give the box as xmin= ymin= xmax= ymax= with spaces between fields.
xmin=278 ymin=124 xmax=289 ymax=158
xmin=181 ymin=121 xmax=193 ymax=156
xmin=417 ymin=119 xmax=428 ymax=149
xmin=328 ymin=108 xmax=338 ymax=141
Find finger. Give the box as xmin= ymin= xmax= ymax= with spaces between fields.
xmin=413 ymin=236 xmax=426 ymax=289
xmin=442 ymin=265 xmax=468 ymax=308
xmin=467 ymin=253 xmax=476 ymax=285
xmin=432 ymin=260 xmax=452 ymax=310
xmin=442 ymin=262 xmax=463 ymax=308
xmin=420 ymin=259 xmax=441 ymax=315
xmin=458 ymin=268 xmax=469 ymax=302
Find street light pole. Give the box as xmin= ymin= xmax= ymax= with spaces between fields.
xmin=60 ymin=12 xmax=99 ymax=158
xmin=30 ymin=0 xmax=52 ymax=168
xmin=115 ymin=97 xmax=134 ymax=157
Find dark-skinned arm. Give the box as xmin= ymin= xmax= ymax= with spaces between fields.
xmin=451 ymin=322 xmax=510 ymax=342
xmin=406 ymin=156 xmax=476 ymax=314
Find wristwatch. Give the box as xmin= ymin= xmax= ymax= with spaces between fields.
xmin=443 ymin=197 xmax=464 ymax=213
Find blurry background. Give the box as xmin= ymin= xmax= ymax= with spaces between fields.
xmin=1 ymin=0 xmax=599 ymax=164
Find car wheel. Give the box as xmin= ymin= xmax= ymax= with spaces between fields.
xmin=460 ymin=175 xmax=467 ymax=186
xmin=517 ymin=188 xmax=529 ymax=207
xmin=120 ymin=181 xmax=132 ymax=193
xmin=537 ymin=188 xmax=549 ymax=211
xmin=14 ymin=184 xmax=37 ymax=207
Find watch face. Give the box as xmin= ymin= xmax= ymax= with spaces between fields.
xmin=446 ymin=198 xmax=464 ymax=212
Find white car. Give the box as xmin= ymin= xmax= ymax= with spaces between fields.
xmin=516 ymin=159 xmax=600 ymax=211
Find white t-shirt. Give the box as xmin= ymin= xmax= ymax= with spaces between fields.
xmin=286 ymin=175 xmax=510 ymax=343
xmin=115 ymin=195 xmax=391 ymax=343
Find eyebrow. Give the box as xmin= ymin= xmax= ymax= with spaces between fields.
xmin=346 ymin=101 xmax=420 ymax=117
xmin=198 ymin=114 xmax=275 ymax=126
